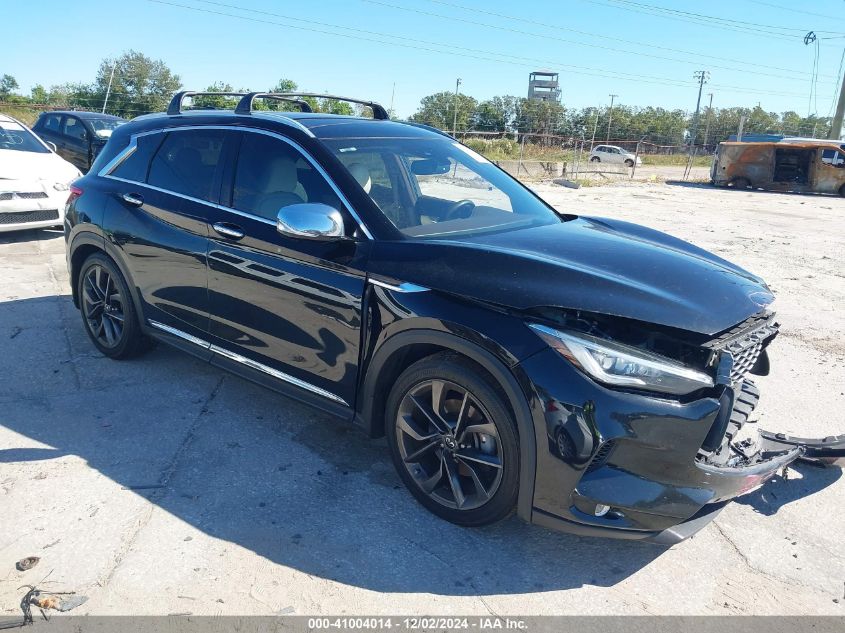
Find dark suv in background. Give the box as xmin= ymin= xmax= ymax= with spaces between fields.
xmin=64 ymin=91 xmax=843 ymax=543
xmin=33 ymin=110 xmax=125 ymax=172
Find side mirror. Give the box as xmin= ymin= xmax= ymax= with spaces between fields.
xmin=276 ymin=203 xmax=346 ymax=240
xmin=45 ymin=141 xmax=57 ymax=152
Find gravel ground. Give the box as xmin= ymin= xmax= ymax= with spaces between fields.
xmin=0 ymin=181 xmax=843 ymax=618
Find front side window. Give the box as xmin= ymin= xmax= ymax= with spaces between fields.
xmin=323 ymin=137 xmax=560 ymax=238
xmin=62 ymin=117 xmax=87 ymax=141
xmin=147 ymin=129 xmax=229 ymax=202
xmin=231 ymin=132 xmax=341 ymax=221
xmin=0 ymin=119 xmax=49 ymax=154
xmin=821 ymin=149 xmax=845 ymax=167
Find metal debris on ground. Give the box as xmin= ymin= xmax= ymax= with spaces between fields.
xmin=15 ymin=557 xmax=39 ymax=572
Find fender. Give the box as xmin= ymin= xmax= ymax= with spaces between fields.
xmin=358 ymin=328 xmax=537 ymax=522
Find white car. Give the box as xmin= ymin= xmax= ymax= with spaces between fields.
xmin=0 ymin=114 xmax=81 ymax=233
xmin=589 ymin=144 xmax=642 ymax=167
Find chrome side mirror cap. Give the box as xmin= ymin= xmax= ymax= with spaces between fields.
xmin=276 ymin=203 xmax=345 ymax=240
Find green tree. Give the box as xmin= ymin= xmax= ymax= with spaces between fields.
xmin=30 ymin=84 xmax=48 ymax=104
xmin=0 ymin=74 xmax=19 ymax=98
xmin=92 ymin=50 xmax=181 ymax=116
xmin=410 ymin=91 xmax=478 ymax=132
xmin=474 ymin=96 xmax=518 ymax=131
xmin=193 ymin=81 xmax=240 ymax=110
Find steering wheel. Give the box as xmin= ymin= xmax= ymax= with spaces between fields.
xmin=444 ymin=199 xmax=476 ymax=221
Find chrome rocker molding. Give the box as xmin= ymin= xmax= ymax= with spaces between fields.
xmin=147 ymin=319 xmax=349 ymax=406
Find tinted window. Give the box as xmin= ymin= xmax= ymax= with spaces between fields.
xmin=62 ymin=116 xmax=87 ymax=141
xmin=111 ymin=134 xmax=163 ymax=182
xmin=147 ymin=129 xmax=228 ymax=202
xmin=232 ymin=133 xmax=340 ymax=220
xmin=40 ymin=114 xmax=62 ymax=133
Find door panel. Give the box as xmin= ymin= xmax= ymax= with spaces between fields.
xmin=103 ymin=128 xmax=237 ymax=341
xmin=207 ymin=215 xmax=368 ymax=407
xmin=104 ymin=184 xmax=210 ymax=338
xmin=60 ymin=116 xmax=89 ymax=171
xmin=206 ymin=130 xmax=368 ymax=406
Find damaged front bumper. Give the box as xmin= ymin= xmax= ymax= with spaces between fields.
xmin=519 ymin=343 xmax=845 ymax=544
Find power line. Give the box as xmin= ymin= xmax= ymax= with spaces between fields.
xmin=582 ymin=0 xmax=845 ymax=40
xmin=364 ymin=0 xmax=838 ymax=84
xmin=423 ymin=0 xmax=838 ymax=80
xmin=150 ymin=0 xmax=812 ymax=99
xmin=744 ymin=0 xmax=845 ymax=22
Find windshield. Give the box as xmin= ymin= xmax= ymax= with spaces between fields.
xmin=89 ymin=118 xmax=124 ymax=138
xmin=0 ymin=120 xmax=49 ymax=153
xmin=323 ymin=137 xmax=561 ymax=238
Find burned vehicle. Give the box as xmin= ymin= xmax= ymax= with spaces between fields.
xmin=711 ymin=140 xmax=845 ymax=196
xmin=64 ymin=91 xmax=845 ymax=544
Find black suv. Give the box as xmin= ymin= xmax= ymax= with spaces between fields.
xmin=33 ymin=111 xmax=126 ymax=172
xmin=64 ymin=91 xmax=843 ymax=543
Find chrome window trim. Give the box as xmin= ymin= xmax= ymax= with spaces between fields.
xmin=368 ymin=278 xmax=429 ymax=293
xmin=99 ymin=125 xmax=373 ymax=239
xmin=148 ymin=320 xmax=349 ymax=406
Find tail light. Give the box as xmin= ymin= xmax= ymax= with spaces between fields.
xmin=66 ymin=184 xmax=83 ymax=206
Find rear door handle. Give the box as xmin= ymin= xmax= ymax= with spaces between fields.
xmin=212 ymin=222 xmax=245 ymax=240
xmin=122 ymin=193 xmax=144 ymax=206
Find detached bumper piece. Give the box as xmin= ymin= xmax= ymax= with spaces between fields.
xmin=760 ymin=430 xmax=845 ymax=467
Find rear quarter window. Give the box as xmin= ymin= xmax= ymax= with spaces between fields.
xmin=109 ymin=134 xmax=164 ymax=182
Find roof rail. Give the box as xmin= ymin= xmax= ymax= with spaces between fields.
xmin=166 ymin=91 xmax=312 ymax=115
xmin=235 ymin=92 xmax=390 ymax=120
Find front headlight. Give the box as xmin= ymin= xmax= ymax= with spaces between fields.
xmin=529 ymin=324 xmax=714 ymax=396
xmin=53 ymin=182 xmax=69 ymax=191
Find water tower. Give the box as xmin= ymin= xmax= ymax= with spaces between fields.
xmin=528 ymin=71 xmax=561 ymax=102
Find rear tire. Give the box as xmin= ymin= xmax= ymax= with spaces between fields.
xmin=78 ymin=253 xmax=147 ymax=359
xmin=385 ymin=353 xmax=519 ymax=527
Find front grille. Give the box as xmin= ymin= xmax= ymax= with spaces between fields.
xmin=586 ymin=440 xmax=616 ymax=472
xmin=0 ymin=209 xmax=59 ymax=225
xmin=0 ymin=191 xmax=48 ymax=201
xmin=705 ymin=312 xmax=779 ymax=385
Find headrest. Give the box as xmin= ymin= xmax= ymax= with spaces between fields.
xmin=347 ymin=162 xmax=372 ymax=194
xmin=259 ymin=155 xmax=298 ymax=193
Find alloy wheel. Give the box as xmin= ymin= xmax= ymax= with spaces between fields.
xmin=395 ymin=379 xmax=504 ymax=510
xmin=82 ymin=264 xmax=125 ymax=349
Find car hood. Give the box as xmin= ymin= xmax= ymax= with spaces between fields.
xmin=369 ymin=216 xmax=774 ymax=336
xmin=0 ymin=149 xmax=80 ymax=184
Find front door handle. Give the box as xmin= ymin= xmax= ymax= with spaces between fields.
xmin=122 ymin=192 xmax=144 ymax=206
xmin=212 ymin=222 xmax=245 ymax=240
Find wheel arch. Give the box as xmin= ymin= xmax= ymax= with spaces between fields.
xmin=356 ymin=328 xmax=537 ymax=521
xmin=69 ymin=233 xmax=145 ymax=328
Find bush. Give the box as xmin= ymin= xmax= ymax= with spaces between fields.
xmin=462 ymin=137 xmax=519 ymax=159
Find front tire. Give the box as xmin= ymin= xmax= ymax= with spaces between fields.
xmin=590 ymin=156 xmax=600 ymax=163
xmin=386 ymin=353 xmax=519 ymax=527
xmin=78 ymin=253 xmax=147 ymax=359
xmin=624 ymin=158 xmax=634 ymax=167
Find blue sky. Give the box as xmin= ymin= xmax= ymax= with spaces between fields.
xmin=4 ymin=0 xmax=845 ymax=118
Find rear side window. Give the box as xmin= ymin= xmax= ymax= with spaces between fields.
xmin=110 ymin=134 xmax=163 ymax=182
xmin=39 ymin=114 xmax=62 ymax=133
xmin=231 ymin=132 xmax=340 ymax=220
xmin=147 ymin=129 xmax=229 ymax=202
